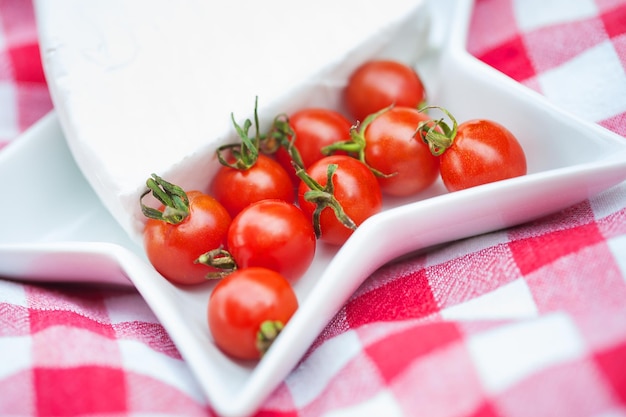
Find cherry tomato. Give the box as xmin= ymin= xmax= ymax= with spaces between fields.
xmin=210 ymin=153 xmax=295 ymax=218
xmin=227 ymin=199 xmax=316 ymax=282
xmin=361 ymin=106 xmax=440 ymax=196
xmin=142 ymin=176 xmax=231 ymax=285
xmin=418 ymin=108 xmax=527 ymax=192
xmin=274 ymin=108 xmax=353 ymax=185
xmin=297 ymin=155 xmax=382 ymax=246
xmin=208 ymin=267 xmax=298 ymax=360
xmin=344 ymin=60 xmax=426 ymax=122
xmin=440 ymin=119 xmax=527 ymax=191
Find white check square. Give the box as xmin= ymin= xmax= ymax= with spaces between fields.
xmin=467 ymin=312 xmax=585 ymax=393
xmin=286 ymin=330 xmax=363 ymax=408
xmin=441 ymin=279 xmax=538 ymax=321
xmin=0 ymin=336 xmax=32 ymax=379
xmin=537 ymin=40 xmax=626 ymax=123
xmin=513 ymin=0 xmax=598 ymax=32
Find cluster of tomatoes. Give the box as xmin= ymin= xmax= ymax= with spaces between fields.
xmin=140 ymin=59 xmax=527 ymax=361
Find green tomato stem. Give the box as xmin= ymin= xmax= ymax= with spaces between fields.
xmin=195 ymin=248 xmax=238 ymax=279
xmin=256 ymin=320 xmax=284 ymax=357
xmin=268 ymin=114 xmax=307 ymax=171
xmin=215 ymin=96 xmax=263 ymax=170
xmin=416 ymin=105 xmax=459 ymax=156
xmin=294 ymin=163 xmax=357 ymax=238
xmin=320 ymin=105 xmax=396 ymax=178
xmin=140 ymin=173 xmax=189 ymax=224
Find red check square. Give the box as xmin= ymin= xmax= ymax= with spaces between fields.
xmin=34 ymin=366 xmax=127 ymax=416
xmin=7 ymin=43 xmax=46 ymax=84
xmin=475 ymin=35 xmax=536 ymax=82
xmin=365 ymin=321 xmax=462 ymax=383
xmin=344 ymin=268 xmax=439 ymax=328
xmin=594 ymin=341 xmax=626 ymax=404
xmin=509 ymin=222 xmax=604 ymax=275
xmin=602 ymin=3 xmax=626 ymax=38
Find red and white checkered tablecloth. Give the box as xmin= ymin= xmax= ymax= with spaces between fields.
xmin=1 ymin=0 xmax=626 ymax=416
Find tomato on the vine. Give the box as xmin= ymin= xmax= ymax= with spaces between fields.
xmin=418 ymin=107 xmax=527 ymax=192
xmin=141 ymin=174 xmax=231 ymax=285
xmin=208 ymin=267 xmax=298 ymax=360
xmin=344 ymin=59 xmax=427 ymax=122
xmin=210 ymin=153 xmax=295 ymax=218
xmin=297 ymin=154 xmax=382 ymax=246
xmin=226 ymin=199 xmax=316 ymax=282
xmin=323 ymin=106 xmax=440 ymax=197
xmin=272 ymin=108 xmax=353 ymax=185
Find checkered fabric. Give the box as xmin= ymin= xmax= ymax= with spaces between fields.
xmin=1 ymin=0 xmax=626 ymax=416
xmin=0 ymin=0 xmax=51 ymax=150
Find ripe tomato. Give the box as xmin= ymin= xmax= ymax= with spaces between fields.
xmin=227 ymin=199 xmax=316 ymax=282
xmin=210 ymin=153 xmax=295 ymax=218
xmin=440 ymin=119 xmax=527 ymax=191
xmin=360 ymin=106 xmax=440 ymax=196
xmin=208 ymin=267 xmax=298 ymax=360
xmin=418 ymin=108 xmax=527 ymax=192
xmin=273 ymin=108 xmax=353 ymax=185
xmin=344 ymin=59 xmax=426 ymax=122
xmin=142 ymin=176 xmax=231 ymax=285
xmin=297 ymin=155 xmax=382 ymax=246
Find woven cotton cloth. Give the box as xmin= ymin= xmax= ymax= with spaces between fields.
xmin=1 ymin=0 xmax=626 ymax=416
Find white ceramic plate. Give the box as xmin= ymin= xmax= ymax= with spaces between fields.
xmin=2 ymin=0 xmax=626 ymax=416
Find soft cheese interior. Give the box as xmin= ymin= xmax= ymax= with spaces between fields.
xmin=35 ymin=0 xmax=431 ymax=244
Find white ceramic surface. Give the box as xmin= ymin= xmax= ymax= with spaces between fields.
xmin=1 ymin=0 xmax=625 ymax=416
xmin=35 ymin=0 xmax=432 ymax=244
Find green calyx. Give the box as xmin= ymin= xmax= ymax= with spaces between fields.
xmin=295 ymin=163 xmax=357 ymax=239
xmin=256 ymin=320 xmax=284 ymax=357
xmin=195 ymin=247 xmax=238 ymax=279
xmin=266 ymin=113 xmax=307 ymax=171
xmin=320 ymin=105 xmax=396 ymax=178
xmin=216 ymin=96 xmax=263 ymax=170
xmin=140 ymin=173 xmax=190 ymax=225
xmin=416 ymin=105 xmax=458 ymax=156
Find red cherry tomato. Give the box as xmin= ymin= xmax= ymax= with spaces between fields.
xmin=344 ymin=60 xmax=426 ymax=122
xmin=274 ymin=108 xmax=353 ymax=185
xmin=362 ymin=106 xmax=440 ymax=196
xmin=210 ymin=153 xmax=295 ymax=218
xmin=418 ymin=108 xmax=527 ymax=192
xmin=142 ymin=178 xmax=231 ymax=285
xmin=439 ymin=119 xmax=527 ymax=191
xmin=227 ymin=199 xmax=316 ymax=282
xmin=208 ymin=267 xmax=298 ymax=360
xmin=297 ymin=155 xmax=382 ymax=246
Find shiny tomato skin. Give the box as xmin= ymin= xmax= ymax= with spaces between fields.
xmin=275 ymin=108 xmax=353 ymax=185
xmin=298 ymin=155 xmax=382 ymax=246
xmin=210 ymin=153 xmax=295 ymax=218
xmin=208 ymin=267 xmax=298 ymax=360
xmin=364 ymin=106 xmax=439 ymax=196
xmin=441 ymin=119 xmax=527 ymax=192
xmin=144 ymin=191 xmax=231 ymax=285
xmin=227 ymin=199 xmax=316 ymax=282
xmin=345 ymin=60 xmax=426 ymax=122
